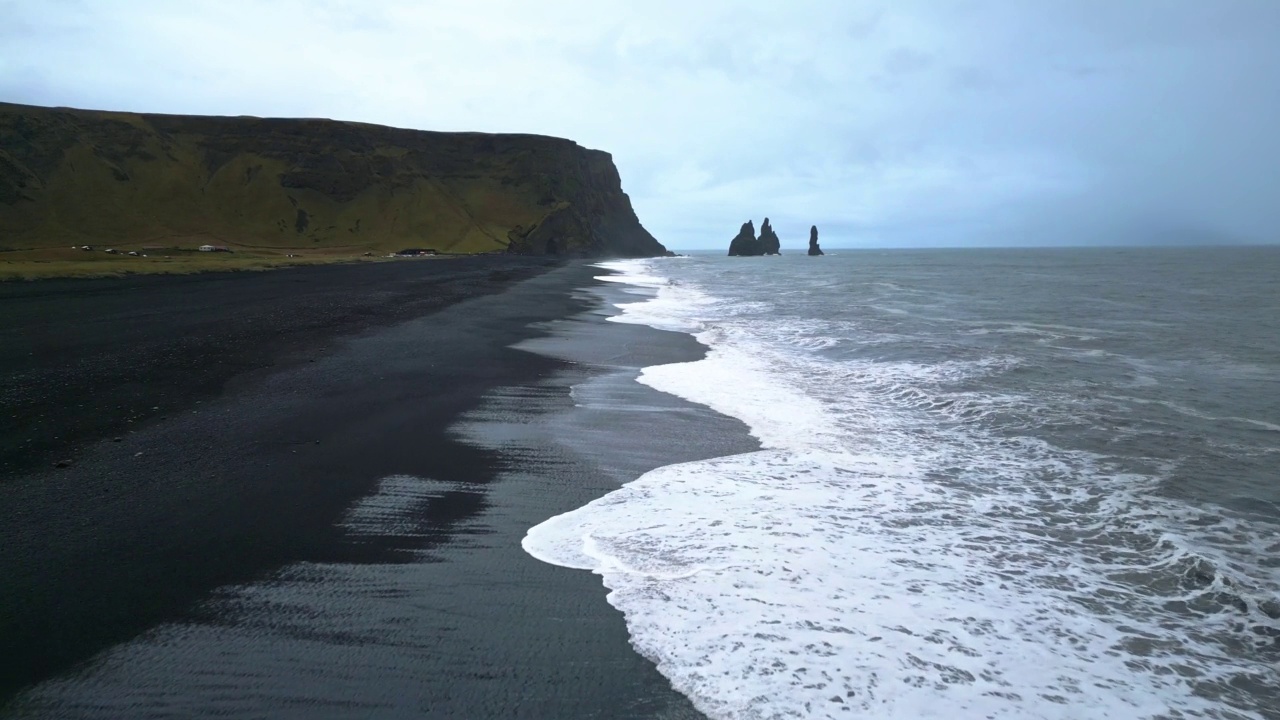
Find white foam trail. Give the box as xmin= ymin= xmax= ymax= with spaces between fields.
xmin=526 ymin=258 xmax=1280 ymax=720
xmin=1102 ymin=394 xmax=1280 ymax=433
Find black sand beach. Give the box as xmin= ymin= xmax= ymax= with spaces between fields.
xmin=0 ymin=256 xmax=557 ymax=479
xmin=1 ymin=259 xmax=756 ymax=717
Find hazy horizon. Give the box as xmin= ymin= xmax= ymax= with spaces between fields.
xmin=678 ymin=241 xmax=1280 ymax=253
xmin=4 ymin=1 xmax=1278 ymax=250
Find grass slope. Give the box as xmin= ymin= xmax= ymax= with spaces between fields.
xmin=0 ymin=103 xmax=664 ymax=278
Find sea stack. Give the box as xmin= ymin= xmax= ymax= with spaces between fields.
xmin=727 ymin=220 xmax=761 ymax=256
xmin=727 ymin=218 xmax=784 ymax=256
xmin=759 ymin=218 xmax=781 ymax=255
xmin=808 ymin=225 xmax=824 ymax=256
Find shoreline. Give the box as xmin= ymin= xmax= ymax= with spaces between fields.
xmin=0 ymin=258 xmax=576 ymax=703
xmin=1 ymin=257 xmax=761 ymax=717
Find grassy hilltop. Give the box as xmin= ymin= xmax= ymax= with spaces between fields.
xmin=0 ymin=103 xmax=665 ymax=278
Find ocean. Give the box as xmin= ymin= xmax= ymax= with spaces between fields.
xmin=525 ymin=247 xmax=1280 ymax=720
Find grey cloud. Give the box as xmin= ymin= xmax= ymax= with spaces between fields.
xmin=2 ymin=0 xmax=1278 ymax=249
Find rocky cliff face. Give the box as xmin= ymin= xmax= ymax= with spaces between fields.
xmin=727 ymin=219 xmax=759 ymax=256
xmin=0 ymin=103 xmax=667 ymax=257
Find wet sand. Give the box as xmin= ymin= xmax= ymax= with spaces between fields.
xmin=1 ymin=259 xmax=756 ymax=717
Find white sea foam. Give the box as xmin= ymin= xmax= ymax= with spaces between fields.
xmin=526 ymin=259 xmax=1280 ymax=720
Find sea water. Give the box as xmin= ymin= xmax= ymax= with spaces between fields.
xmin=525 ymin=248 xmax=1280 ymax=720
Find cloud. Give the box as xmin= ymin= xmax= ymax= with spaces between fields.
xmin=3 ymin=0 xmax=1279 ymax=248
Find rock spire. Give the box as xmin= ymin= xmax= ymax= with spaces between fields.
xmin=726 ymin=217 xmax=783 ymax=256
xmin=807 ymin=225 xmax=824 ymax=255
xmin=759 ymin=218 xmax=781 ymax=255
xmin=727 ymin=220 xmax=758 ymax=256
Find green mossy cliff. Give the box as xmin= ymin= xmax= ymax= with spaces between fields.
xmin=0 ymin=103 xmax=667 ymax=257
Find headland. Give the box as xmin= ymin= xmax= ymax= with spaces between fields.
xmin=0 ymin=103 xmax=666 ymax=279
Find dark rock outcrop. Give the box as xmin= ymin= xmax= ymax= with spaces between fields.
xmin=759 ymin=217 xmax=781 ymax=255
xmin=808 ymin=225 xmax=824 ymax=255
xmin=727 ymin=217 xmax=784 ymax=256
xmin=727 ymin=219 xmax=761 ymax=256
xmin=0 ymin=102 xmax=667 ymax=257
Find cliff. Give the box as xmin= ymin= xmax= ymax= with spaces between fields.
xmin=0 ymin=103 xmax=667 ymax=257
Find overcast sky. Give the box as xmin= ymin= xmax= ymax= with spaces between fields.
xmin=3 ymin=0 xmax=1279 ymax=249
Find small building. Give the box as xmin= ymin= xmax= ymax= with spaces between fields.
xmin=395 ymin=248 xmax=439 ymax=257
xmin=198 ymin=245 xmax=232 ymax=253
xmin=198 ymin=244 xmax=215 ymax=252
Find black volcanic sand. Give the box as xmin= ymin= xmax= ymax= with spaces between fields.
xmin=1 ymin=261 xmax=759 ymax=717
xmin=0 ymin=256 xmax=556 ymax=478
